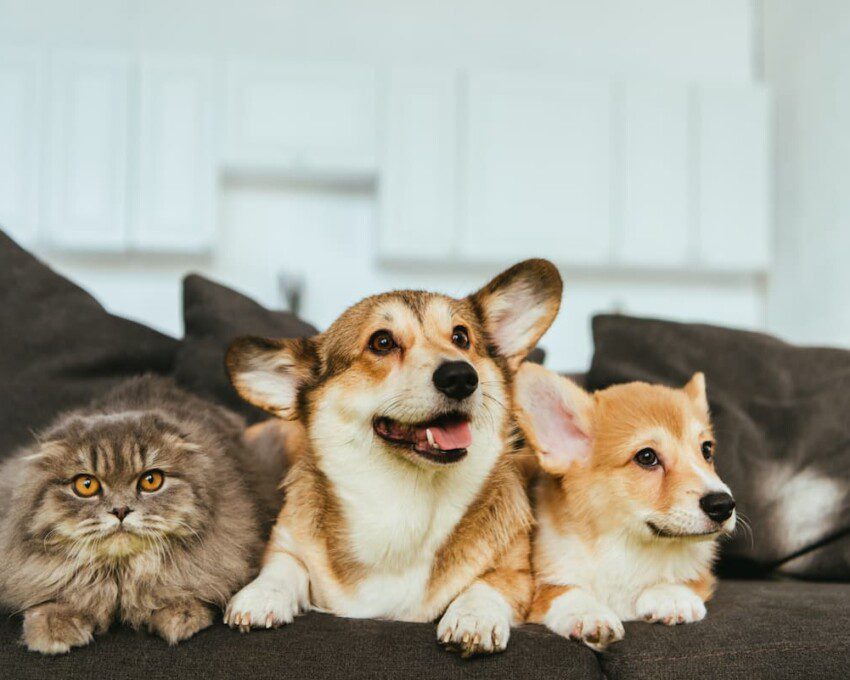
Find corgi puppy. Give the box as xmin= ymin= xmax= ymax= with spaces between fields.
xmin=514 ymin=364 xmax=735 ymax=650
xmin=224 ymin=260 xmax=562 ymax=655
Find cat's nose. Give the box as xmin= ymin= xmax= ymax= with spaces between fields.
xmin=110 ymin=506 xmax=133 ymax=522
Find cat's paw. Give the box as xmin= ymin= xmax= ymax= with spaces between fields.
xmin=437 ymin=583 xmax=513 ymax=656
xmin=545 ymin=596 xmax=624 ymax=650
xmin=148 ymin=599 xmax=214 ymax=645
xmin=22 ymin=603 xmax=95 ymax=655
xmin=635 ymin=583 xmax=706 ymax=626
xmin=225 ymin=566 xmax=309 ymax=632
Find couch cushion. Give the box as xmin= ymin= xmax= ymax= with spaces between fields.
xmin=587 ymin=314 xmax=850 ymax=580
xmin=0 ymin=228 xmax=178 ymax=459
xmin=599 ymin=579 xmax=850 ymax=680
xmin=0 ymin=611 xmax=603 ymax=680
xmin=173 ymin=274 xmax=318 ymax=422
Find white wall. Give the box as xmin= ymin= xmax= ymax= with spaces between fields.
xmin=764 ymin=1 xmax=850 ymax=347
xmin=1 ymin=0 xmax=754 ymax=80
xmin=3 ymin=0 xmax=765 ymax=371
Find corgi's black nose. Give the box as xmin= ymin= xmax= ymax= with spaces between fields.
xmin=699 ymin=492 xmax=735 ymax=522
xmin=433 ymin=361 xmax=478 ymax=400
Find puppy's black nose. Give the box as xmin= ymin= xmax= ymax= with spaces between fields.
xmin=433 ymin=361 xmax=478 ymax=400
xmin=110 ymin=506 xmax=133 ymax=522
xmin=699 ymin=492 xmax=735 ymax=522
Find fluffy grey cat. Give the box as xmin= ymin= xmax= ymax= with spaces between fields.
xmin=0 ymin=375 xmax=283 ymax=654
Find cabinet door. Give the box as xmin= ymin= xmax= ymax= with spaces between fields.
xmin=378 ymin=68 xmax=458 ymax=260
xmin=224 ymin=59 xmax=376 ymax=175
xmin=134 ymin=54 xmax=216 ymax=252
xmin=697 ymin=86 xmax=770 ymax=270
xmin=463 ymin=72 xmax=612 ymax=263
xmin=45 ymin=51 xmax=130 ymax=250
xmin=617 ymin=83 xmax=691 ymax=266
xmin=0 ymin=48 xmax=43 ymax=246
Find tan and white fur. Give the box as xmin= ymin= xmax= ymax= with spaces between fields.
xmin=224 ymin=260 xmax=562 ymax=656
xmin=515 ymin=365 xmax=735 ymax=650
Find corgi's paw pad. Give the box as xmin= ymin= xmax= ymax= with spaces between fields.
xmin=224 ymin=577 xmax=304 ymax=632
xmin=437 ymin=584 xmax=512 ymax=656
xmin=636 ymin=584 xmax=706 ymax=626
xmin=547 ymin=603 xmax=624 ymax=650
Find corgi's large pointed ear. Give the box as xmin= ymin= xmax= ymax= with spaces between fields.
xmin=683 ymin=371 xmax=709 ymax=415
xmin=226 ymin=336 xmax=319 ymax=419
xmin=514 ymin=363 xmax=594 ymax=475
xmin=471 ymin=259 xmax=563 ymax=369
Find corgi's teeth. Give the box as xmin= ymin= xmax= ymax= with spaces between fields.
xmin=426 ymin=428 xmax=436 ymax=448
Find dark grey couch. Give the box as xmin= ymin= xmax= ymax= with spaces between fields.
xmin=2 ymin=580 xmax=848 ymax=679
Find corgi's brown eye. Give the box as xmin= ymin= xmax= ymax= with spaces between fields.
xmin=701 ymin=441 xmax=714 ymax=461
xmin=368 ymin=330 xmax=396 ymax=354
xmin=72 ymin=474 xmax=101 ymax=498
xmin=451 ymin=326 xmax=470 ymax=349
xmin=634 ymin=448 xmax=659 ymax=468
xmin=138 ymin=470 xmax=164 ymax=493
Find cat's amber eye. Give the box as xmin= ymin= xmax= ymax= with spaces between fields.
xmin=138 ymin=470 xmax=165 ymax=493
xmin=72 ymin=474 xmax=101 ymax=498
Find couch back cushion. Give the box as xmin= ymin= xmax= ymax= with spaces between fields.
xmin=587 ymin=314 xmax=850 ymax=580
xmin=173 ymin=274 xmax=318 ymax=422
xmin=0 ymin=229 xmax=178 ymax=458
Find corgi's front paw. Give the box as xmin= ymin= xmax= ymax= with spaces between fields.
xmin=224 ymin=559 xmax=310 ymax=632
xmin=437 ymin=582 xmax=513 ymax=656
xmin=636 ymin=583 xmax=706 ymax=626
xmin=544 ymin=590 xmax=624 ymax=650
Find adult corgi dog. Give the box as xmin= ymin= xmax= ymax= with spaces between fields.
xmin=224 ymin=260 xmax=562 ymax=655
xmin=514 ymin=364 xmax=735 ymax=650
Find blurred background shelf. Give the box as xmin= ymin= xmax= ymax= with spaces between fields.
xmin=0 ymin=1 xmax=839 ymax=371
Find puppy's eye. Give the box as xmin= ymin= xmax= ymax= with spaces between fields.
xmin=451 ymin=325 xmax=470 ymax=349
xmin=701 ymin=441 xmax=714 ymax=461
xmin=634 ymin=448 xmax=660 ymax=468
xmin=368 ymin=330 xmax=396 ymax=354
xmin=138 ymin=470 xmax=165 ymax=493
xmin=72 ymin=474 xmax=101 ymax=498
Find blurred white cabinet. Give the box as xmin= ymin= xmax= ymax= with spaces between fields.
xmin=617 ymin=83 xmax=691 ymax=265
xmin=134 ymin=55 xmax=216 ymax=251
xmin=45 ymin=51 xmax=130 ymax=250
xmin=697 ymin=86 xmax=770 ymax=269
xmin=224 ymin=59 xmax=377 ymax=175
xmin=0 ymin=48 xmax=43 ymax=246
xmin=379 ymin=68 xmax=458 ymax=260
xmin=462 ymin=72 xmax=612 ymax=263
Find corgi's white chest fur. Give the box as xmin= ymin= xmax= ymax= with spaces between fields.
xmin=536 ymin=509 xmax=714 ymax=620
xmin=318 ymin=425 xmax=502 ymax=621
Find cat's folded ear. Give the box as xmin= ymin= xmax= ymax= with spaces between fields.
xmin=470 ymin=259 xmax=562 ymax=370
xmin=226 ymin=336 xmax=319 ymax=419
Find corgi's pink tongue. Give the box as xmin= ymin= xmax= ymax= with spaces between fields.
xmin=421 ymin=420 xmax=472 ymax=450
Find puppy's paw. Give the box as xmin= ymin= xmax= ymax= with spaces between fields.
xmin=148 ymin=599 xmax=213 ymax=645
xmin=224 ymin=564 xmax=309 ymax=632
xmin=544 ymin=590 xmax=624 ymax=650
xmin=22 ymin=603 xmax=95 ymax=655
xmin=635 ymin=583 xmax=706 ymax=626
xmin=437 ymin=582 xmax=513 ymax=656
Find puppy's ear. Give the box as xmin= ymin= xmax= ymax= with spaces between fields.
xmin=471 ymin=259 xmax=562 ymax=369
xmin=683 ymin=371 xmax=709 ymax=415
xmin=226 ymin=336 xmax=319 ymax=419
xmin=514 ymin=363 xmax=594 ymax=475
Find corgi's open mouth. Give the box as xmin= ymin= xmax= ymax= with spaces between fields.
xmin=373 ymin=413 xmax=471 ymax=464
